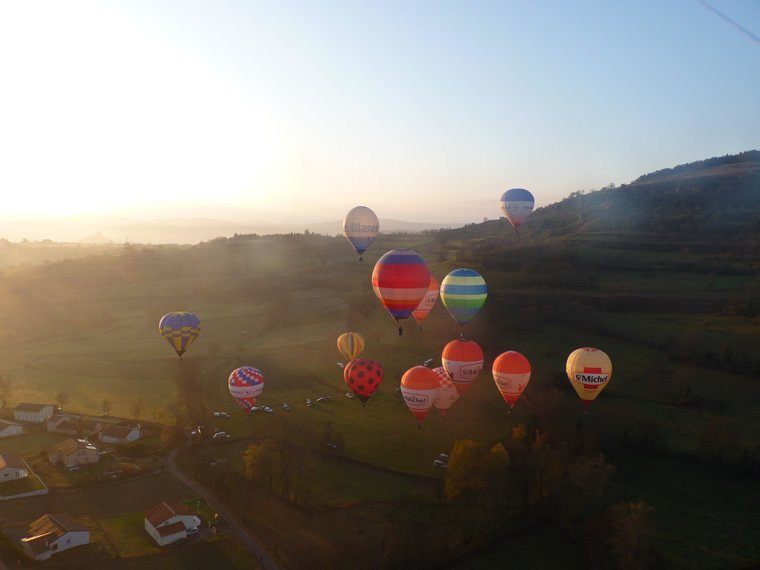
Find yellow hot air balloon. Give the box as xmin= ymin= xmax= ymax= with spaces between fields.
xmin=566 ymin=347 xmax=612 ymax=411
xmin=337 ymin=332 xmax=365 ymax=361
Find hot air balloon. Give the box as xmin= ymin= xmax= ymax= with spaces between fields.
xmin=400 ymin=366 xmax=441 ymax=427
xmin=372 ymin=249 xmax=430 ymax=335
xmin=500 ymin=188 xmax=535 ymax=232
xmin=343 ymin=206 xmax=379 ymax=260
xmin=412 ymin=275 xmax=439 ymax=328
xmin=159 ymin=312 xmax=201 ymax=358
xmin=566 ymin=347 xmax=612 ymax=411
xmin=337 ymin=332 xmax=365 ymax=361
xmin=432 ymin=367 xmax=459 ymax=420
xmin=441 ymin=339 xmax=484 ymax=395
xmin=492 ymin=351 xmax=531 ymax=411
xmin=440 ymin=269 xmax=487 ymax=330
xmin=343 ymin=358 xmax=383 ymax=404
xmin=228 ymin=366 xmax=265 ymax=414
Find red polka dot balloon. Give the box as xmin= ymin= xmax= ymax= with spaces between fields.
xmin=343 ymin=358 xmax=384 ymax=405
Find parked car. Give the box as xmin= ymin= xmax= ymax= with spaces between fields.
xmin=212 ymin=432 xmax=230 ymax=440
xmin=423 ymin=358 xmax=435 ymax=367
xmin=316 ymin=396 xmax=332 ymax=403
xmin=262 ymin=406 xmax=273 ymax=413
xmin=282 ymin=403 xmax=291 ymax=411
xmin=433 ymin=459 xmax=447 ymax=469
xmin=345 ymin=392 xmax=354 ymax=399
xmin=327 ymin=442 xmax=337 ymax=449
xmin=306 ymin=399 xmax=313 ymax=407
xmin=438 ymin=453 xmax=449 ymax=462
xmin=187 ymin=527 xmax=200 ymax=536
xmin=213 ymin=411 xmax=231 ymax=418
xmin=212 ymin=411 xmax=222 ymax=417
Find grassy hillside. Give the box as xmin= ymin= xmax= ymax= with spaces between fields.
xmin=0 ymin=151 xmax=758 ymax=568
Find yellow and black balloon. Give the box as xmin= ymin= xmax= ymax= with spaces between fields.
xmin=159 ymin=311 xmax=201 ymax=358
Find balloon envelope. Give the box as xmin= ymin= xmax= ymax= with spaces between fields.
xmin=372 ymin=249 xmax=430 ymax=326
xmin=441 ymin=339 xmax=484 ymax=394
xmin=492 ymin=351 xmax=531 ymax=409
xmin=400 ymin=366 xmax=441 ymax=424
xmin=432 ymin=367 xmax=459 ymax=418
xmin=412 ymin=275 xmax=439 ymax=325
xmin=343 ymin=358 xmax=383 ymax=403
xmin=228 ymin=367 xmax=265 ymax=411
xmin=343 ymin=206 xmax=379 ymax=257
xmin=566 ymin=347 xmax=612 ymax=409
xmin=337 ymin=332 xmax=365 ymax=361
xmin=440 ymin=269 xmax=487 ymax=325
xmin=500 ymin=188 xmax=535 ymax=230
xmin=159 ymin=312 xmax=201 ymax=357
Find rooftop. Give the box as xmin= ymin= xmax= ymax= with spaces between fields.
xmin=144 ymin=501 xmax=195 ymax=527
xmin=49 ymin=438 xmax=97 ymax=456
xmin=27 ymin=513 xmax=88 ymax=539
xmin=14 ymin=403 xmax=54 ymax=413
xmin=156 ymin=521 xmax=187 ymax=538
xmin=0 ymin=451 xmax=25 ymax=470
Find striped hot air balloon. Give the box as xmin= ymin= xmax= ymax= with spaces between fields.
xmin=566 ymin=348 xmax=612 ymax=412
xmin=500 ymin=188 xmax=535 ymax=232
xmin=343 ymin=206 xmax=379 ymax=260
xmin=440 ymin=269 xmax=487 ymax=328
xmin=337 ymin=332 xmax=365 ymax=361
xmin=228 ymin=366 xmax=265 ymax=414
xmin=441 ymin=339 xmax=484 ymax=395
xmin=372 ymin=249 xmax=431 ymax=335
xmin=492 ymin=351 xmax=531 ymax=411
xmin=159 ymin=312 xmax=201 ymax=358
xmin=412 ymin=275 xmax=439 ymax=327
xmin=432 ymin=366 xmax=459 ymax=419
xmin=400 ymin=366 xmax=441 ymax=427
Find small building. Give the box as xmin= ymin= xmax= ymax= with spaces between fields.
xmin=48 ymin=439 xmax=99 ymax=468
xmin=47 ymin=414 xmax=102 ymax=437
xmin=98 ymin=421 xmax=141 ymax=445
xmin=14 ymin=403 xmax=55 ymax=424
xmin=0 ymin=419 xmax=23 ymax=438
xmin=144 ymin=501 xmax=200 ymax=547
xmin=20 ymin=513 xmax=89 ymax=561
xmin=0 ymin=451 xmax=29 ymax=483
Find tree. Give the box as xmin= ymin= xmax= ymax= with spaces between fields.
xmin=132 ymin=397 xmax=143 ymax=420
xmin=445 ymin=439 xmax=489 ymax=502
xmin=55 ymin=391 xmax=70 ymax=410
xmin=0 ymin=374 xmax=14 ymax=408
xmin=243 ymin=441 xmax=279 ymax=495
xmin=101 ymin=399 xmax=112 ymax=416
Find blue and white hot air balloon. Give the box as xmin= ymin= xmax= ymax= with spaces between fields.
xmin=343 ymin=206 xmax=379 ymax=260
xmin=500 ymin=188 xmax=535 ymax=232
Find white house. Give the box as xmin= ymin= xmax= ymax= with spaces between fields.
xmin=0 ymin=451 xmax=29 ymax=483
xmin=98 ymin=421 xmax=141 ymax=445
xmin=144 ymin=501 xmax=201 ymax=547
xmin=13 ymin=403 xmax=55 ymax=424
xmin=48 ymin=439 xmax=99 ymax=468
xmin=0 ymin=420 xmax=23 ymax=438
xmin=20 ymin=513 xmax=90 ymax=561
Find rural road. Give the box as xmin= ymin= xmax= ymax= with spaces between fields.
xmin=166 ymin=448 xmax=279 ymax=570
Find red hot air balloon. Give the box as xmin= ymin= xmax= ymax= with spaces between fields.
xmin=343 ymin=358 xmax=384 ymax=405
xmin=372 ymin=249 xmax=430 ymax=335
xmin=492 ymin=351 xmax=531 ymax=411
xmin=400 ymin=366 xmax=441 ymax=428
xmin=441 ymin=339 xmax=484 ymax=395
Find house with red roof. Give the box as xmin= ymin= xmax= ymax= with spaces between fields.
xmin=143 ymin=501 xmax=201 ymax=546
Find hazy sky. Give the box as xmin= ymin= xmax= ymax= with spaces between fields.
xmin=1 ymin=0 xmax=758 ymax=223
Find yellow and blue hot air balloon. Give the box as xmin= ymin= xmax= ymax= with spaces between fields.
xmin=440 ymin=269 xmax=487 ymax=329
xmin=343 ymin=206 xmax=379 ymax=261
xmin=159 ymin=311 xmax=201 ymax=358
xmin=337 ymin=332 xmax=365 ymax=361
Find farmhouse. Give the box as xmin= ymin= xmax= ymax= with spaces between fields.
xmin=47 ymin=414 xmax=103 ymax=437
xmin=48 ymin=439 xmax=99 ymax=468
xmin=98 ymin=421 xmax=141 ymax=444
xmin=0 ymin=451 xmax=29 ymax=483
xmin=14 ymin=403 xmax=55 ymax=424
xmin=20 ymin=513 xmax=89 ymax=561
xmin=144 ymin=501 xmax=201 ymax=546
xmin=0 ymin=420 xmax=23 ymax=438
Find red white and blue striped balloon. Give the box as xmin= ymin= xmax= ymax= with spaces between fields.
xmin=372 ymin=249 xmax=430 ymax=333
xmin=500 ymin=188 xmax=535 ymax=231
xmin=228 ymin=367 xmax=264 ymax=412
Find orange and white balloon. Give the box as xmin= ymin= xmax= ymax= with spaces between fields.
xmin=492 ymin=351 xmax=531 ymax=411
xmin=400 ymin=366 xmax=441 ymax=427
xmin=441 ymin=339 xmax=484 ymax=395
xmin=412 ymin=275 xmax=439 ymax=326
xmin=566 ymin=347 xmax=613 ymax=410
xmin=432 ymin=367 xmax=459 ymax=419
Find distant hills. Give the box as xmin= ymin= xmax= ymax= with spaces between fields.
xmin=449 ymin=150 xmax=760 ymax=248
